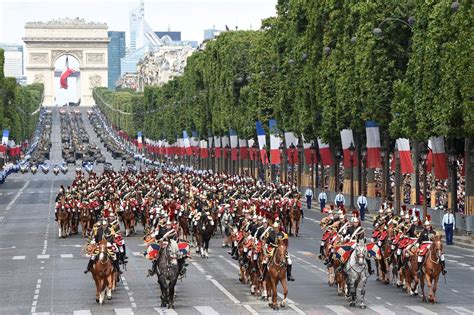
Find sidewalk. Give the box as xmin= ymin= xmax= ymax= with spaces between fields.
xmin=303 ymin=201 xmax=474 ymax=250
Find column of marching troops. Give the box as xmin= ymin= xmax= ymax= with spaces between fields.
xmin=54 ymin=162 xmax=448 ymax=305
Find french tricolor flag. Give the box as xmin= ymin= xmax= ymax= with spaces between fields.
xmin=395 ymin=138 xmax=414 ymax=174
xmin=340 ymin=129 xmax=358 ymax=168
xmin=317 ymin=138 xmax=333 ymax=166
xmin=239 ymin=138 xmax=249 ymax=160
xmin=365 ymin=121 xmax=381 ymax=168
xmin=191 ymin=131 xmax=199 ymax=156
xmin=429 ymin=136 xmax=448 ymax=179
xmin=256 ymin=121 xmax=269 ymax=164
xmin=182 ymin=131 xmax=192 ymax=156
xmin=200 ymin=140 xmax=208 ymax=158
xmin=302 ymin=135 xmax=315 ymax=165
xmin=214 ymin=136 xmax=222 ymax=158
xmin=229 ymin=129 xmax=238 ymax=161
xmin=222 ymin=135 xmax=230 ymax=159
xmin=137 ymin=131 xmax=143 ymax=150
xmin=284 ymin=132 xmax=299 ymax=165
xmin=269 ymin=119 xmax=281 ymax=165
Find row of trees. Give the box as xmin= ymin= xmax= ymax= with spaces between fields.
xmin=0 ymin=49 xmax=44 ymax=148
xmin=93 ymin=0 xmax=472 ymax=213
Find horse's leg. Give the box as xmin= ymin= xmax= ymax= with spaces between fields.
xmin=158 ymin=278 xmax=167 ymax=307
xmin=279 ymin=274 xmax=288 ymax=308
xmin=420 ymin=273 xmax=426 ymax=302
xmin=432 ymin=275 xmax=439 ymax=304
xmin=426 ymin=274 xmax=434 ymax=303
xmin=168 ymin=279 xmax=177 ymax=309
xmin=359 ymin=276 xmax=367 ymax=309
xmin=95 ymin=279 xmax=100 ymax=303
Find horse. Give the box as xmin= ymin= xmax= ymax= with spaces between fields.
xmin=343 ymin=242 xmax=368 ymax=308
xmin=194 ymin=214 xmax=215 ymax=258
xmin=156 ymin=240 xmax=179 ymax=309
xmin=402 ymin=245 xmax=420 ymax=296
xmin=80 ymin=207 xmax=94 ymax=238
xmin=121 ymin=208 xmax=135 ymax=237
xmin=265 ymin=242 xmax=289 ymax=310
xmin=90 ymin=239 xmax=115 ymax=305
xmin=420 ymin=235 xmax=443 ymax=304
xmin=57 ymin=207 xmax=70 ymax=238
xmin=289 ymin=201 xmax=301 ymax=237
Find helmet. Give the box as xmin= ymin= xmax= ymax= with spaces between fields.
xmin=273 ymin=222 xmax=279 ymax=228
xmin=101 ymin=219 xmax=107 ymax=226
xmin=351 ymin=216 xmax=359 ymax=224
xmin=424 ymin=215 xmax=431 ymax=226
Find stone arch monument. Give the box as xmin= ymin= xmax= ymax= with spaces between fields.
xmin=23 ymin=18 xmax=109 ymax=106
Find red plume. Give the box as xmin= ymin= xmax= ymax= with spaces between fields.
xmin=426 ymin=215 xmax=431 ymax=221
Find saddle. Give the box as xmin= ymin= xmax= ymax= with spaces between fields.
xmin=418 ymin=242 xmax=432 ymax=256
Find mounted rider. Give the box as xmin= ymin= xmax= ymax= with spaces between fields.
xmin=84 ymin=219 xmax=122 ymax=274
xmin=415 ymin=216 xmax=447 ymax=277
xmin=259 ymin=221 xmax=295 ymax=282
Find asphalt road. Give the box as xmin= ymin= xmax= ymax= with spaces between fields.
xmin=0 ymin=108 xmax=473 ymax=315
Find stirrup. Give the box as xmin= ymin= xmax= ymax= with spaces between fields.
xmin=442 ymin=269 xmax=447 ymax=275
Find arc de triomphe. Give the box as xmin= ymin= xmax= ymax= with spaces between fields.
xmin=23 ymin=18 xmax=109 ymax=106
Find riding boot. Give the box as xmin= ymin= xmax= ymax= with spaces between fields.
xmin=417 ymin=258 xmax=424 ymax=277
xmin=83 ymin=258 xmax=94 ymax=274
xmin=231 ymin=246 xmax=238 ymax=260
xmin=55 ymin=212 xmax=58 ymax=222
xmin=123 ymin=244 xmax=128 ymax=260
xmin=113 ymin=259 xmax=123 ymax=274
xmin=147 ymin=260 xmax=158 ymax=277
xmin=301 ymin=209 xmax=304 ymax=218
xmin=366 ymin=259 xmax=374 ymax=275
xmin=325 ymin=255 xmax=333 ymax=267
xmin=259 ymin=263 xmax=267 ymax=281
xmin=319 ymin=245 xmax=325 ymax=259
xmin=287 ymin=264 xmax=295 ymax=281
xmin=441 ymin=260 xmax=447 ymax=275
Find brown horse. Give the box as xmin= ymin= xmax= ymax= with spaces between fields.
xmin=265 ymin=242 xmax=289 ymax=310
xmin=289 ymin=201 xmax=301 ymax=237
xmin=57 ymin=208 xmax=70 ymax=238
xmin=90 ymin=239 xmax=115 ymax=305
xmin=420 ymin=235 xmax=443 ymax=303
xmin=80 ymin=207 xmax=94 ymax=238
xmin=402 ymin=245 xmax=420 ymax=296
xmin=121 ymin=208 xmax=135 ymax=237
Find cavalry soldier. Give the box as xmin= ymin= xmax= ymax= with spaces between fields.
xmin=415 ymin=216 xmax=447 ymax=277
xmin=84 ymin=219 xmax=122 ymax=274
xmin=259 ymin=222 xmax=295 ymax=282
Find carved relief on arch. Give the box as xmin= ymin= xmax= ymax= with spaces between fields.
xmin=89 ymin=74 xmax=102 ymax=90
xmin=51 ymin=50 xmax=83 ymax=66
xmin=33 ymin=74 xmax=44 ymax=83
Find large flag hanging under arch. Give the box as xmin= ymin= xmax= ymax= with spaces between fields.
xmin=60 ymin=56 xmax=75 ymax=89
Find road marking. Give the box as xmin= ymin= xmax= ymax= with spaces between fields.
xmin=288 ymin=303 xmax=306 ymax=314
xmin=154 ymin=307 xmax=178 ymax=315
xmin=115 ymin=308 xmax=134 ymax=315
xmin=61 ymin=254 xmax=73 ymax=258
xmin=242 ymin=304 xmax=259 ymax=315
xmin=0 ymin=246 xmax=16 ymax=250
xmin=132 ymin=251 xmax=142 ymax=256
xmin=194 ymin=306 xmax=219 ymax=315
xmin=13 ymin=256 xmax=25 ymax=260
xmin=446 ymin=306 xmax=474 ymax=315
xmin=73 ymin=311 xmax=92 ymax=315
xmin=6 ymin=180 xmax=29 ymax=210
xmin=209 ymin=278 xmax=240 ymax=304
xmin=452 ymin=289 xmax=459 ymax=293
xmin=305 ymin=217 xmax=320 ymax=223
xmin=445 ymin=254 xmax=463 ymax=258
xmin=192 ymin=261 xmax=206 ymax=273
xmin=218 ymin=255 xmax=240 ymax=270
xmin=326 ymin=305 xmax=354 ymax=314
xmin=457 ymin=263 xmax=470 ymax=267
xmin=406 ymin=306 xmax=438 ymax=315
xmin=369 ymin=305 xmax=395 ymax=315
xmin=37 ymin=254 xmax=50 ymax=259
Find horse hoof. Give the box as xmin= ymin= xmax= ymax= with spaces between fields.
xmin=96 ymin=299 xmax=99 ymax=303
xmin=107 ymin=296 xmax=112 ymax=300
xmin=161 ymin=303 xmax=167 ymax=307
xmin=349 ymin=302 xmax=356 ymax=307
xmin=360 ymin=304 xmax=366 ymax=309
xmin=280 ymin=302 xmax=286 ymax=308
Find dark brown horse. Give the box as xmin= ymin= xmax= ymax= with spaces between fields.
xmin=289 ymin=200 xmax=301 ymax=237
xmin=90 ymin=239 xmax=116 ymax=305
xmin=80 ymin=207 xmax=94 ymax=238
xmin=121 ymin=208 xmax=135 ymax=237
xmin=265 ymin=242 xmax=289 ymax=310
xmin=57 ymin=207 xmax=70 ymax=238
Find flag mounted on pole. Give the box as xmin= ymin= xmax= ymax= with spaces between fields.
xmin=340 ymin=129 xmax=358 ymax=168
xmin=284 ymin=132 xmax=299 ymax=165
xmin=394 ymin=138 xmax=414 ymax=174
xmin=317 ymin=138 xmax=334 ymax=166
xmin=429 ymin=136 xmax=448 ymax=180
xmin=302 ymin=135 xmax=315 ymax=165
xmin=365 ymin=121 xmax=381 ymax=168
xmin=183 ymin=131 xmax=192 ymax=156
xmin=60 ymin=56 xmax=75 ymax=89
xmin=256 ymin=121 xmax=269 ymax=164
xmin=229 ymin=129 xmax=238 ymax=161
xmin=137 ymin=132 xmax=143 ymax=150
xmin=269 ymin=119 xmax=281 ymax=165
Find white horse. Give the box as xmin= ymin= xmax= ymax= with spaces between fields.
xmin=343 ymin=241 xmax=368 ymax=308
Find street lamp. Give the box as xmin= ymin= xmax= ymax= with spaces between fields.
xmin=373 ymin=17 xmax=415 ymax=36
xmin=395 ymin=146 xmax=401 ymax=214
xmin=349 ymin=142 xmax=356 ymax=210
xmin=361 ymin=145 xmax=367 ymax=196
xmin=448 ymin=146 xmax=458 ymax=213
xmin=310 ymin=142 xmax=317 ymax=190
xmin=380 ymin=145 xmax=387 ymax=200
xmin=225 ymin=144 xmax=231 ymax=174
xmin=279 ymin=142 xmax=286 ymax=183
xmin=252 ymin=142 xmax=258 ymax=179
xmin=420 ymin=142 xmax=430 ymax=220
xmin=289 ymin=143 xmax=296 ymax=183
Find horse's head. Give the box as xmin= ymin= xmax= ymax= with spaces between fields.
xmin=355 ymin=243 xmax=367 ymax=265
xmin=274 ymin=243 xmax=287 ymax=268
xmin=431 ymin=234 xmax=443 ymax=258
xmin=98 ymin=239 xmax=108 ymax=262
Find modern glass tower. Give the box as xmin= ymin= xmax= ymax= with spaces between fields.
xmin=107 ymin=31 xmax=126 ymax=89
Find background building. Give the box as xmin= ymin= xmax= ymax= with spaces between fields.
xmin=204 ymin=28 xmax=223 ymax=41
xmin=108 ymin=31 xmax=126 ymax=89
xmin=0 ymin=43 xmax=24 ymax=80
xmin=155 ymin=31 xmax=181 ymax=41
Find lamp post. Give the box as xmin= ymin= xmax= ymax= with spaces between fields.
xmin=236 ymin=148 xmax=240 ymax=176
xmin=361 ymin=145 xmax=367 ymax=195
xmin=279 ymin=142 xmax=285 ymax=183
xmin=448 ymin=146 xmax=458 ymax=213
xmin=311 ymin=142 xmax=316 ymax=190
xmin=252 ymin=142 xmax=258 ymax=179
xmin=289 ymin=143 xmax=296 ymax=184
xmin=420 ymin=142 xmax=429 ymax=219
xmin=349 ymin=142 xmax=355 ymax=210
xmin=395 ymin=147 xmax=401 ymax=214
xmin=318 ymin=150 xmax=323 ymax=189
xmin=373 ymin=17 xmax=415 ymax=36
xmin=335 ymin=148 xmax=342 ymax=192
xmin=380 ymin=145 xmax=386 ymax=200
xmin=297 ymin=142 xmax=303 ymax=189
